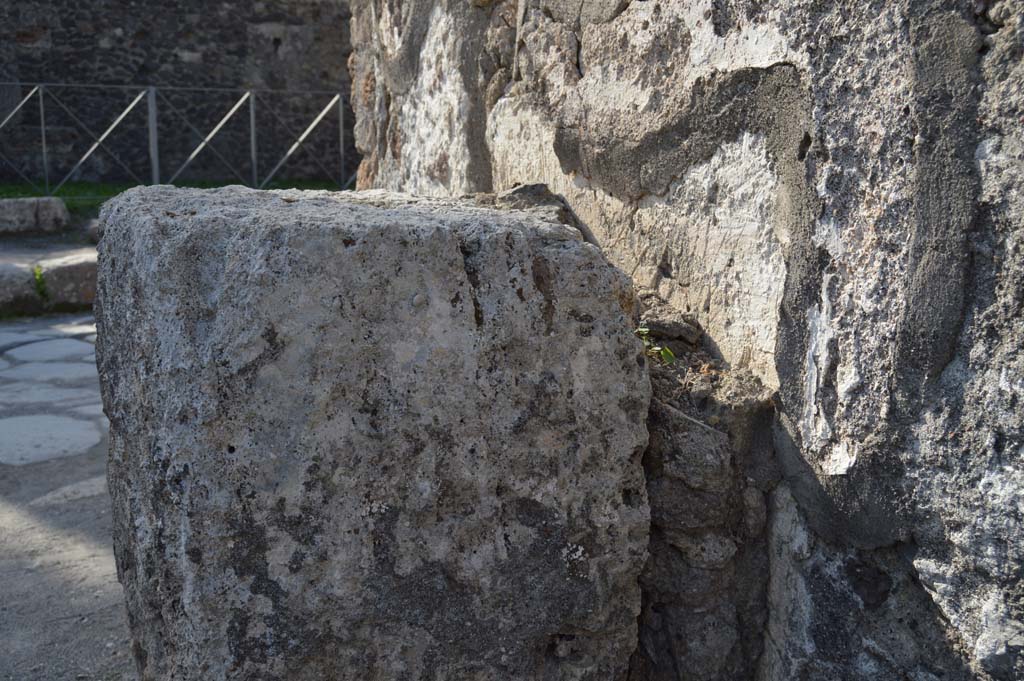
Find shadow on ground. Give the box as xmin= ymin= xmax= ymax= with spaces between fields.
xmin=0 ymin=314 xmax=134 ymax=681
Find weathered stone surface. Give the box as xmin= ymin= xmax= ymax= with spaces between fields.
xmin=96 ymin=186 xmax=650 ymax=680
xmin=349 ymin=1 xmax=1024 ymax=678
xmin=0 ymin=197 xmax=69 ymax=235
xmin=761 ymin=485 xmax=979 ymax=681
xmin=0 ymin=381 xmax=98 ymax=406
xmin=83 ymin=218 xmax=103 ymax=244
xmin=0 ymin=244 xmax=97 ymax=315
xmin=0 ymin=259 xmax=37 ymax=312
xmin=35 ymin=247 xmax=98 ymax=309
xmin=630 ymin=355 xmax=775 ymax=681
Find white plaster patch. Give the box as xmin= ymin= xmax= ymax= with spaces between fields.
xmin=490 ymin=110 xmax=788 ymax=388
xmin=561 ymin=543 xmax=586 ymax=564
xmin=384 ymin=5 xmax=474 ymax=196
xmin=679 ymin=1 xmax=805 ymax=86
xmin=820 ymin=440 xmax=857 ymax=476
xmin=800 ymin=274 xmax=836 ymax=454
xmin=634 ymin=133 xmax=786 ymax=388
xmin=760 ymin=486 xmax=815 ymax=678
xmin=576 ymin=4 xmax=692 ymax=128
xmin=175 ymin=49 xmax=203 ymax=64
xmin=570 ymin=1 xmax=803 ymax=143
xmin=836 ymin=345 xmax=863 ymax=401
xmin=375 ymin=0 xmax=405 ymax=58
xmin=0 ymin=415 xmax=102 ymax=465
xmin=973 ymin=593 xmax=1024 ymax=673
xmin=486 ymin=99 xmax=634 ymax=271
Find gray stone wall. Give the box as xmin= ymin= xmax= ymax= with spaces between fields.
xmin=0 ymin=0 xmax=356 ymax=185
xmin=348 ymin=1 xmax=1024 ymax=679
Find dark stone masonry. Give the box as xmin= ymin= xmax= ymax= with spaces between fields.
xmin=0 ymin=0 xmax=356 ymax=185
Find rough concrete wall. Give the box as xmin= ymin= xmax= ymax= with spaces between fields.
xmin=0 ymin=0 xmax=356 ymax=184
xmin=348 ymin=1 xmax=1024 ymax=678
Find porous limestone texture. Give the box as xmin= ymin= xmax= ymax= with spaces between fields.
xmin=96 ymin=186 xmax=651 ymax=681
xmin=348 ymin=1 xmax=1024 ymax=678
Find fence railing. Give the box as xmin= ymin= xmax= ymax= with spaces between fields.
xmin=0 ymin=82 xmax=353 ymax=195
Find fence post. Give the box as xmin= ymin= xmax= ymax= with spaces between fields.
xmin=39 ymin=86 xmax=49 ymax=195
xmin=249 ymin=91 xmax=258 ymax=187
xmin=147 ymin=86 xmax=159 ymax=184
xmin=338 ymin=93 xmax=345 ymax=189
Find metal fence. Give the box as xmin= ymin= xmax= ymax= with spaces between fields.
xmin=0 ymin=82 xmax=353 ymax=195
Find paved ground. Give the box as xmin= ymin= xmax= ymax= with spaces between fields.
xmin=0 ymin=314 xmax=135 ymax=681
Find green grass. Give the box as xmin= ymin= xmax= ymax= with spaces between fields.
xmin=0 ymin=179 xmax=346 ymax=221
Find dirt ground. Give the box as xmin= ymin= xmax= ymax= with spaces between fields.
xmin=0 ymin=315 xmax=135 ymax=681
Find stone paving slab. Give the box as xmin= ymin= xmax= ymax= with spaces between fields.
xmin=0 ymin=382 xmax=99 ymax=407
xmin=0 ymin=415 xmax=103 ymax=466
xmin=0 ymin=313 xmax=134 ymax=680
xmin=0 ymin=361 xmax=100 ymax=383
xmin=0 ymin=331 xmax=47 ymax=352
xmin=5 ymin=338 xmax=94 ymax=362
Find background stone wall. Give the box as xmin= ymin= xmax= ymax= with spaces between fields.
xmin=348 ymin=1 xmax=1024 ymax=679
xmin=0 ymin=0 xmax=356 ymax=186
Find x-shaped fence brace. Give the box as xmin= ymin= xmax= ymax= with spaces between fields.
xmin=0 ymin=83 xmax=350 ymax=194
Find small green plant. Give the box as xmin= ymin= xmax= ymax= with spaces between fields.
xmin=635 ymin=323 xmax=676 ymax=365
xmin=32 ymin=265 xmax=49 ymax=302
